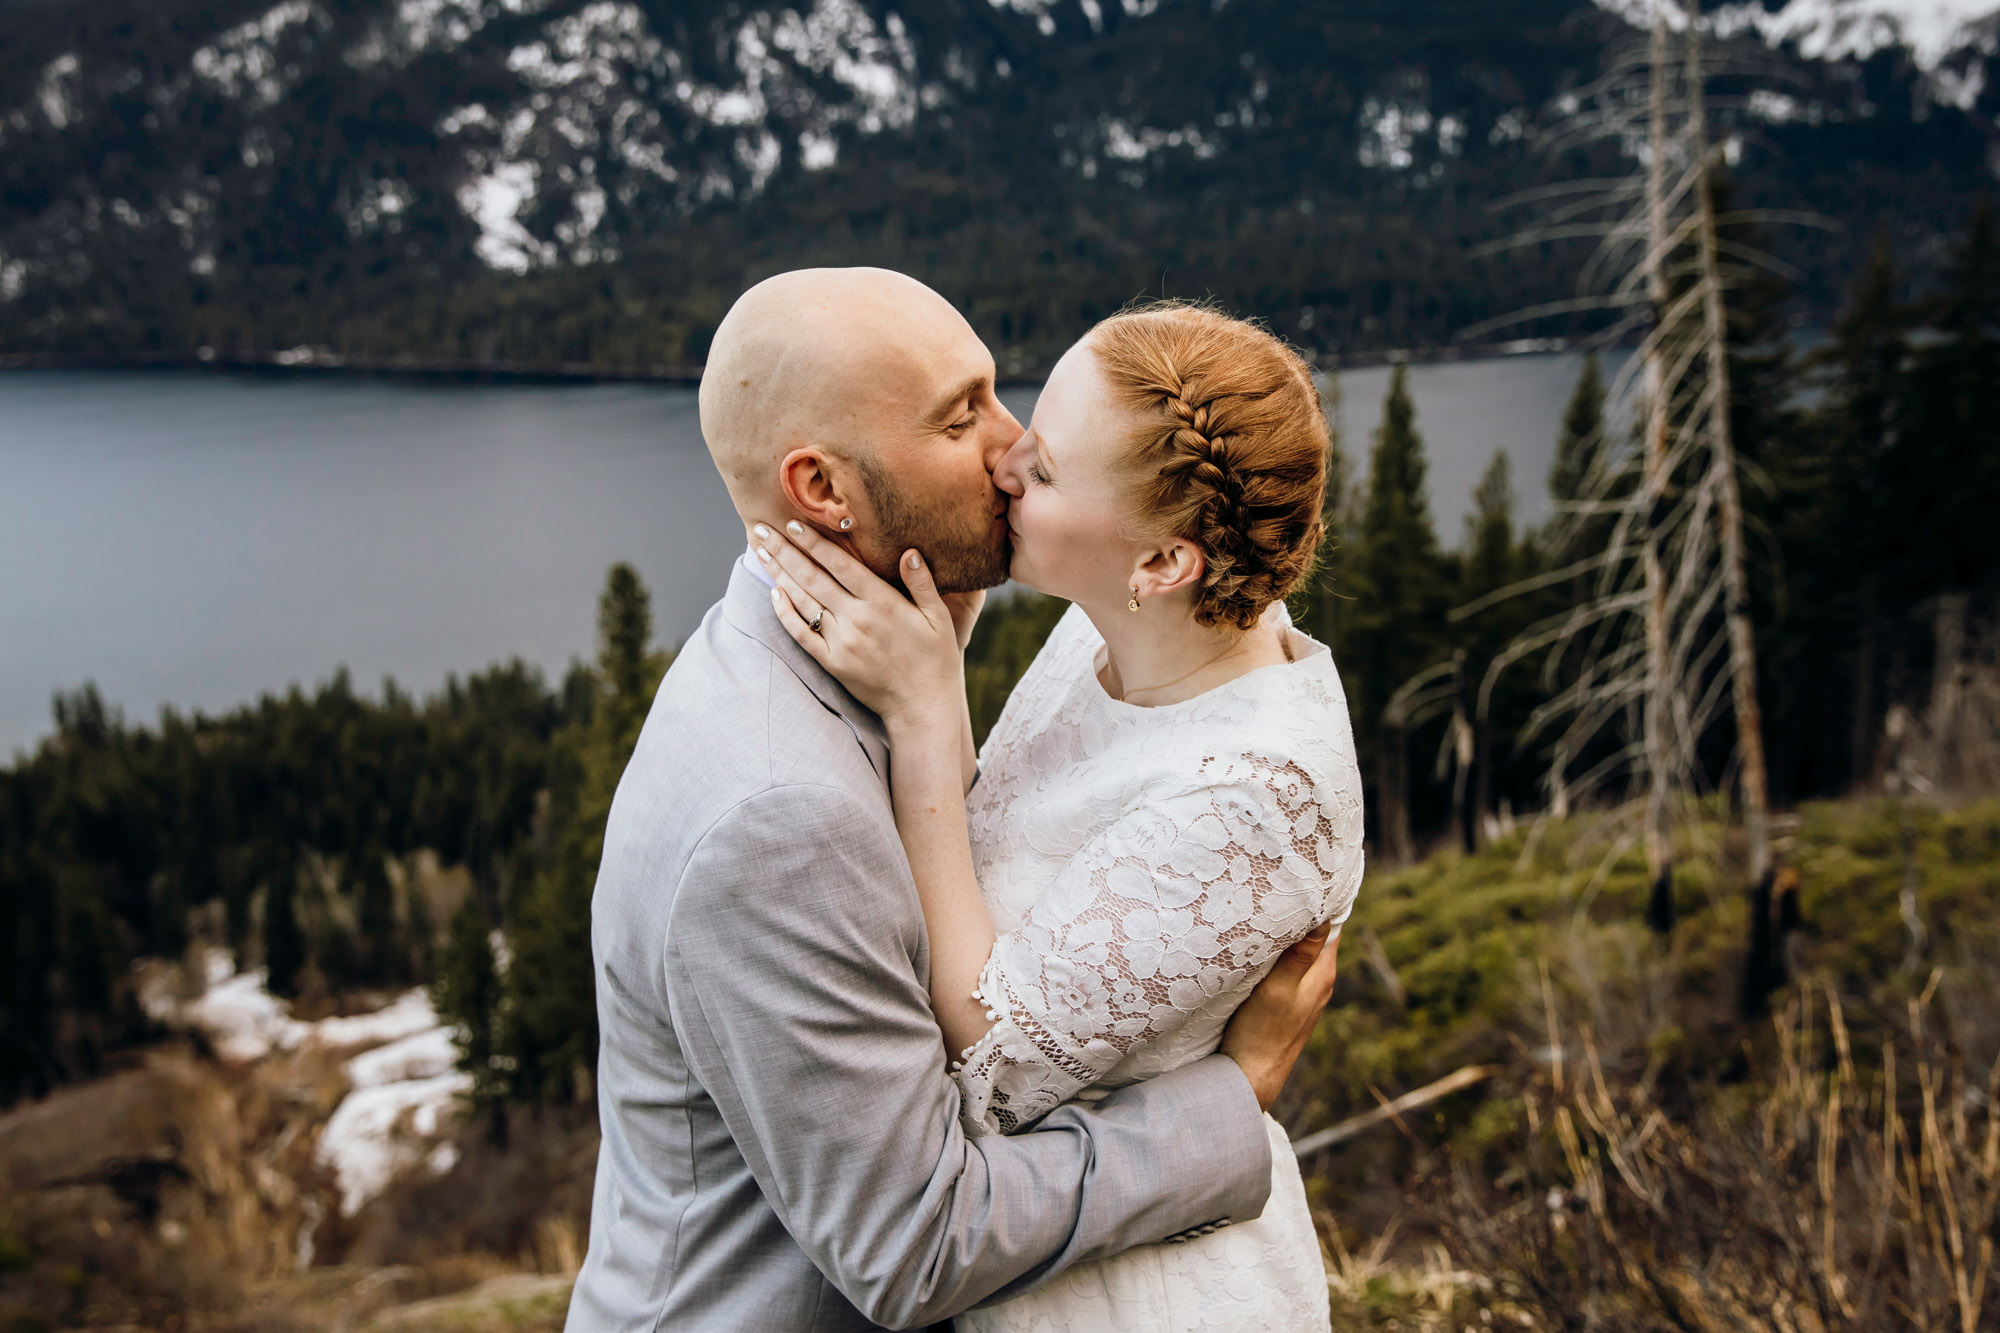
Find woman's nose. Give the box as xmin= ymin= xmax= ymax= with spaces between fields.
xmin=993 ymin=440 xmax=1027 ymax=496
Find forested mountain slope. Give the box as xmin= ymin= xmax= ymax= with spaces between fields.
xmin=1 ymin=0 xmax=1994 ymax=367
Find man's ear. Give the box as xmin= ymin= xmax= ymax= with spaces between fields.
xmin=777 ymin=447 xmax=855 ymax=535
xmin=1134 ymin=538 xmax=1205 ymax=600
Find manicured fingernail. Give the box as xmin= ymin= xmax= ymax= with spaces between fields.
xmin=786 ymin=520 xmax=804 ymax=537
xmin=907 ymin=551 xmax=922 ymax=570
xmin=755 ymin=546 xmax=772 ymax=563
xmin=770 ymin=588 xmax=783 ymax=609
xmin=754 ymin=524 xmax=772 ymax=541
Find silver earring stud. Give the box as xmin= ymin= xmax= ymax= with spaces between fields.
xmin=1129 ymin=587 xmax=1141 ymax=612
xmin=839 ymin=517 xmax=853 ymax=531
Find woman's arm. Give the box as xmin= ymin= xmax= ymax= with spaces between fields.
xmin=954 ymin=765 xmax=1361 ymax=1137
xmin=880 ymin=709 xmax=1000 ymax=1057
xmin=757 ymin=523 xmax=999 ymax=1056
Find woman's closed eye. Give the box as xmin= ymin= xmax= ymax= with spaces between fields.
xmin=1028 ymin=463 xmax=1052 ymax=486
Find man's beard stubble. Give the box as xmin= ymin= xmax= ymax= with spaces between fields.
xmin=851 ymin=455 xmax=1012 ymax=595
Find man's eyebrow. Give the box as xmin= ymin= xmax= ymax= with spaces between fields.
xmin=926 ymin=375 xmax=989 ymax=423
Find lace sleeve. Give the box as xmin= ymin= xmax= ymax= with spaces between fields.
xmin=951 ymin=758 xmax=1362 ymax=1137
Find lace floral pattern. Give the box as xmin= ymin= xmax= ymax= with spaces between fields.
xmin=951 ymin=602 xmax=1362 ymax=1331
xmin=956 ymin=763 xmax=1351 ymax=1134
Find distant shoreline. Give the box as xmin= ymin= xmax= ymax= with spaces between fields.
xmin=0 ymin=336 xmax=1587 ymax=387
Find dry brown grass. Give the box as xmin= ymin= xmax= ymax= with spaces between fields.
xmin=1433 ymin=964 xmax=1999 ymax=1331
xmin=0 ymin=1042 xmax=588 ymax=1332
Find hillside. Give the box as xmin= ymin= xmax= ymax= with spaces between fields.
xmin=2 ymin=792 xmax=1993 ymax=1330
xmin=2 ymin=0 xmax=1995 ymax=370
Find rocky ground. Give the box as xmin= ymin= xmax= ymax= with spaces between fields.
xmin=0 ymin=955 xmax=585 ymax=1332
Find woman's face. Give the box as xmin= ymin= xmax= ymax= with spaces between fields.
xmin=994 ymin=337 xmax=1154 ymax=609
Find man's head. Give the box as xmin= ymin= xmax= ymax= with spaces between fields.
xmin=699 ymin=267 xmax=1020 ymax=593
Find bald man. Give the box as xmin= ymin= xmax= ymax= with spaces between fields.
xmin=569 ymin=269 xmax=1334 ymax=1331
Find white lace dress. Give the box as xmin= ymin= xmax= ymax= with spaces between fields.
xmin=953 ymin=603 xmax=1365 ymax=1333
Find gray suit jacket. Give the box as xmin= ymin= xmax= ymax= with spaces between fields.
xmin=567 ymin=564 xmax=1274 ymax=1332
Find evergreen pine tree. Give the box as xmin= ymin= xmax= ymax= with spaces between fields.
xmin=1463 ymin=452 xmax=1516 ymax=599
xmin=502 ymin=563 xmax=666 ymax=1103
xmin=1289 ymin=371 xmax=1352 ymax=651
xmin=1894 ymin=203 xmax=2000 ymax=601
xmin=1548 ymin=353 xmax=1604 ymax=533
xmin=1456 ymin=452 xmax=1537 ymax=848
xmin=356 ymin=842 xmax=400 ymax=984
xmin=1806 ymin=238 xmax=1907 ymax=785
xmin=1351 ymin=365 xmax=1449 ymax=863
xmin=432 ymin=896 xmax=507 ymax=1139
xmin=262 ymin=855 xmax=304 ymax=999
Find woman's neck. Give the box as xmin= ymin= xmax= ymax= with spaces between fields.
xmin=1083 ymin=594 xmax=1289 ymax=707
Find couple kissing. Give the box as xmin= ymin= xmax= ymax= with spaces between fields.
xmin=568 ymin=268 xmax=1365 ymax=1332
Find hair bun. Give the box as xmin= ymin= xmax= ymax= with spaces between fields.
xmin=1092 ymin=303 xmax=1329 ymax=630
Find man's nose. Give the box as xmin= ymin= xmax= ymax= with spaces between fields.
xmin=984 ymin=404 xmax=1023 ymax=473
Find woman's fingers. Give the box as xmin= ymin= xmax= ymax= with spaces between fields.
xmin=899 ymin=549 xmax=950 ymax=623
xmin=778 ymin=518 xmax=880 ymax=596
xmin=754 ymin=524 xmax=855 ymax=613
xmin=770 ymin=588 xmax=832 ymax=667
xmin=763 ymin=560 xmax=829 ymax=631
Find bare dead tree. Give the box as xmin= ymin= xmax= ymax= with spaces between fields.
xmin=1684 ymin=14 xmax=1772 ymax=888
xmin=1432 ymin=1 xmax=1822 ymax=926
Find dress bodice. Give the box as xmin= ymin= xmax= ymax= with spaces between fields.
xmin=955 ymin=602 xmax=1366 ymax=1137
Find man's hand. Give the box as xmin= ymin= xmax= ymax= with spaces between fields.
xmin=1220 ymin=925 xmax=1341 ymax=1111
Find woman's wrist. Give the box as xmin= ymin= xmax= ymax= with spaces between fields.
xmin=884 ymin=701 xmax=963 ymax=752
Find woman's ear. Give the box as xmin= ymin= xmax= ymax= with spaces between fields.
xmin=1134 ymin=538 xmax=1205 ymax=601
xmin=777 ymin=447 xmax=856 ymax=535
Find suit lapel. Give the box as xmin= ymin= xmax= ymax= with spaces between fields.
xmin=719 ymin=562 xmax=893 ymax=785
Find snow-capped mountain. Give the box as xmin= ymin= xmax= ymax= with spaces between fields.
xmin=1594 ymin=0 xmax=2000 ymax=105
xmin=1 ymin=0 xmax=1992 ymax=367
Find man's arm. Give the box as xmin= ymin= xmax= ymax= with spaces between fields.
xmin=663 ymin=783 xmax=1272 ymax=1329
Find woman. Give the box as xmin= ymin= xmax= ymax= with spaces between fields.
xmin=755 ymin=303 xmax=1363 ymax=1331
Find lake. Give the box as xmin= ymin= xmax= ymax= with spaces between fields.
xmin=0 ymin=352 xmax=1607 ymax=756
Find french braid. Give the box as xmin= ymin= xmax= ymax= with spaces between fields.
xmin=1092 ymin=303 xmax=1329 ymax=629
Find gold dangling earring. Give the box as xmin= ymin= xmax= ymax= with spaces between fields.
xmin=1129 ymin=586 xmax=1141 ymax=612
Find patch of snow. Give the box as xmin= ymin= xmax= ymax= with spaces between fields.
xmin=425 ymin=1140 xmax=461 ymax=1177
xmin=395 ymin=0 xmax=486 ymax=53
xmin=345 ymin=1026 xmax=459 ymax=1089
xmin=314 ymin=989 xmax=440 ymax=1050
xmin=1359 ymin=97 xmax=1434 ymax=170
xmin=1099 ymin=119 xmax=1219 ymax=163
xmin=1438 ymin=113 xmax=1467 ymax=158
xmin=178 ymin=969 xmax=312 ymax=1062
xmin=800 ymin=127 xmax=839 ymax=169
xmin=1490 ymin=107 xmax=1529 ymax=145
xmin=437 ymin=102 xmax=494 ymax=136
xmin=142 ymin=949 xmax=443 ymax=1062
xmin=736 ymin=129 xmax=782 ymax=193
xmin=192 ymin=1 xmax=323 ymax=106
xmin=37 ymin=54 xmax=80 ymax=130
xmin=315 ymin=1071 xmax=473 ymax=1215
xmin=459 ymin=161 xmax=553 ymax=272
xmin=141 ymin=950 xmax=474 ymax=1218
xmin=771 ymin=0 xmax=918 ymax=134
xmin=1594 ymin=1 xmax=1999 ymax=71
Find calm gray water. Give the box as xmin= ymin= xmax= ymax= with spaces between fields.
xmin=0 ymin=353 xmax=1605 ymax=756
